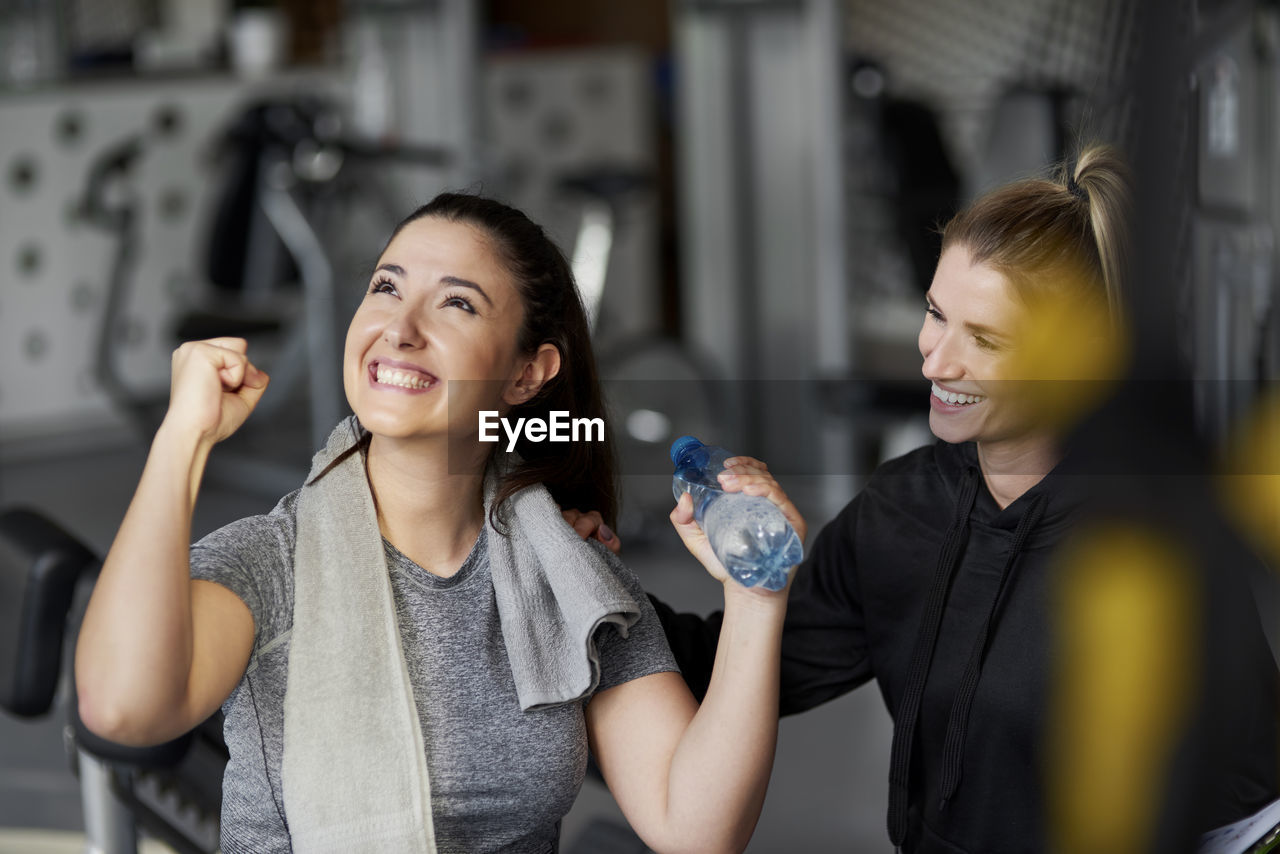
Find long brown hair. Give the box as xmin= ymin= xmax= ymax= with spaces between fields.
xmin=386 ymin=193 xmax=618 ymax=528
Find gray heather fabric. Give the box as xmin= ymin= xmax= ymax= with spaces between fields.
xmin=190 ymin=490 xmax=678 ymax=854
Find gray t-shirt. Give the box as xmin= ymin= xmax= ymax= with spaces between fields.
xmin=190 ymin=490 xmax=678 ymax=854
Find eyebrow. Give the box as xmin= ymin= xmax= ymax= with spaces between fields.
xmin=925 ymin=291 xmax=1011 ymax=342
xmin=375 ymin=264 xmax=494 ymax=307
xmin=440 ymin=275 xmax=494 ymax=307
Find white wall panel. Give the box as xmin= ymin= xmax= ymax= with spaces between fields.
xmin=484 ymin=47 xmax=660 ymax=341
xmin=0 ymin=75 xmax=358 ymax=442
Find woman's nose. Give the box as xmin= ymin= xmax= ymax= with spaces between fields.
xmin=383 ymin=309 xmax=425 ymax=350
xmin=920 ymin=327 xmax=962 ymax=379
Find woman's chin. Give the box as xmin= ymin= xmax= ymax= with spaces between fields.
xmin=356 ymin=412 xmax=434 ymax=442
xmin=927 ymin=411 xmax=978 ymax=446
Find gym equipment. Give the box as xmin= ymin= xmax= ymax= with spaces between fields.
xmin=0 ymin=508 xmax=226 ymax=854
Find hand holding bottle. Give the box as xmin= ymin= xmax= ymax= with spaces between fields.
xmin=669 ymin=437 xmax=806 ymax=591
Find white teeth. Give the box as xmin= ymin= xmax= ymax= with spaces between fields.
xmin=376 ymin=365 xmax=431 ymax=389
xmin=932 ymin=382 xmax=985 ymax=406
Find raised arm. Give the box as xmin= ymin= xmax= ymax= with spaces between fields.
xmin=75 ymin=338 xmax=267 ymax=746
xmin=585 ymin=458 xmax=803 ymax=854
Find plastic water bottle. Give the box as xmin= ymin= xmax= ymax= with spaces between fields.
xmin=670 ymin=436 xmax=803 ymax=591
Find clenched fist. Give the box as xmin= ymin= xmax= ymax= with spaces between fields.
xmin=163 ymin=337 xmax=269 ymax=445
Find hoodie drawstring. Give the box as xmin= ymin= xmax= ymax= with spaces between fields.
xmin=937 ymin=492 xmax=1047 ymax=807
xmin=887 ymin=468 xmax=980 ymax=847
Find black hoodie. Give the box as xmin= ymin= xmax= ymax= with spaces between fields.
xmin=651 ymin=438 xmax=1278 ymax=853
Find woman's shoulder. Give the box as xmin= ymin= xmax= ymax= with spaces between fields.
xmin=853 ymin=440 xmax=974 ymax=523
xmin=582 ymin=537 xmax=641 ymax=589
xmin=190 ymin=490 xmax=301 ymax=644
xmin=576 ymin=538 xmax=661 ymax=631
xmin=580 ymin=538 xmax=680 ymax=691
xmin=191 ymin=489 xmax=302 ymax=572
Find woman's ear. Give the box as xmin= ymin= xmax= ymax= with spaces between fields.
xmin=503 ymin=343 xmax=562 ymax=406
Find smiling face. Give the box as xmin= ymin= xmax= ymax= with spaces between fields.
xmin=342 ymin=216 xmax=535 ymax=443
xmin=918 ymin=244 xmax=1039 ymax=449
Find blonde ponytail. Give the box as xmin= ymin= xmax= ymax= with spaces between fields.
xmin=942 ymin=142 xmax=1133 ymax=325
xmin=1065 ymin=144 xmax=1132 ymax=326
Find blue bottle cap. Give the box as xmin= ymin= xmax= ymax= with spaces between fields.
xmin=669 ymin=435 xmax=702 ymax=466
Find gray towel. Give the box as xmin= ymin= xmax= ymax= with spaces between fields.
xmin=283 ymin=416 xmax=640 ymax=851
xmin=483 ymin=461 xmax=642 ymax=710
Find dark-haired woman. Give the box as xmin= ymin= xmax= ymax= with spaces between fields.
xmin=74 ymin=193 xmax=803 ymax=854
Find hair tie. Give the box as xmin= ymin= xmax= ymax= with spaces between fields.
xmin=1066 ymin=174 xmax=1088 ymax=203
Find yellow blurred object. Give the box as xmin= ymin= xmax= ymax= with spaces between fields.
xmin=1220 ymin=391 xmax=1280 ymax=566
xmin=1217 ymin=394 xmax=1280 ymax=788
xmin=998 ymin=277 xmax=1129 ymax=435
xmin=1047 ymin=524 xmax=1199 ymax=854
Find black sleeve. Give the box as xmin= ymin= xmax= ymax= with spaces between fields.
xmin=778 ymin=496 xmax=874 ymax=715
xmin=649 ymin=495 xmax=874 ymax=714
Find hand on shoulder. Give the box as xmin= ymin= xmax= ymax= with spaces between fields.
xmin=561 ymin=508 xmax=621 ymax=555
